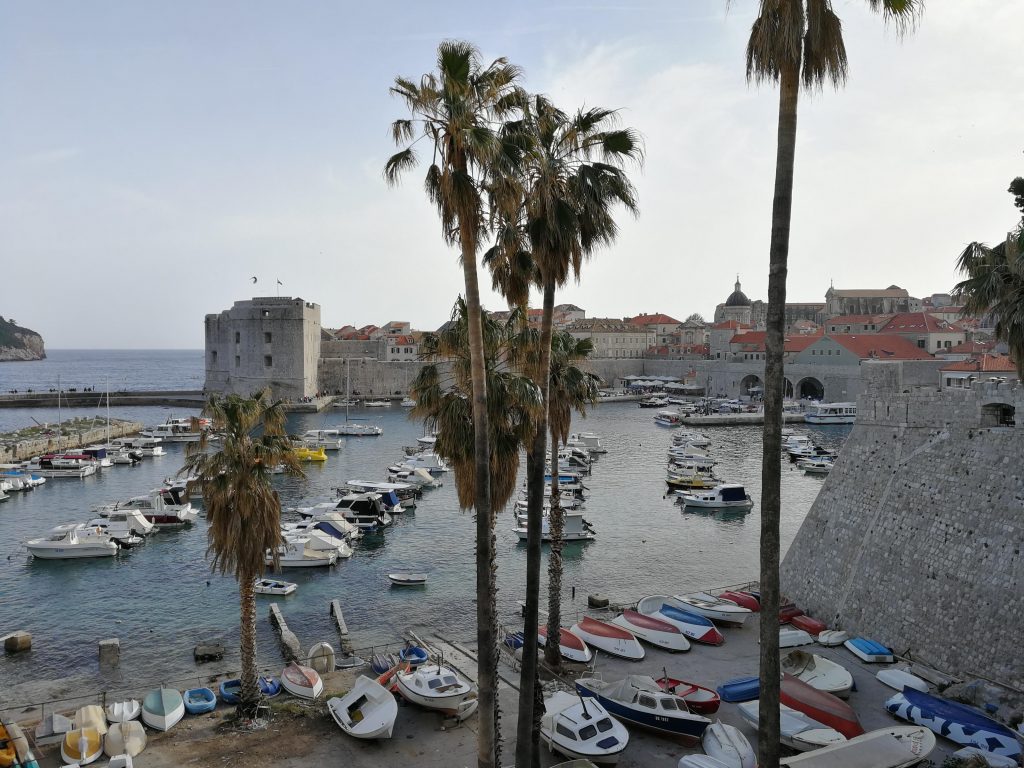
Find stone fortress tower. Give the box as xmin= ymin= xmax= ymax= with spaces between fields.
xmin=204 ymin=297 xmax=321 ymax=400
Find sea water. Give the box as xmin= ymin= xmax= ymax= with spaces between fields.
xmin=0 ymin=351 xmax=846 ymax=701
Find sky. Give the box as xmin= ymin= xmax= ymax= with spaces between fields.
xmin=2 ymin=1 xmax=1022 ymax=349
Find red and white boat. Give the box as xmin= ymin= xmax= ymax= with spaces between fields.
xmin=781 ymin=673 xmax=864 ymax=739
xmin=538 ymin=626 xmax=593 ymax=664
xmin=717 ymin=591 xmax=760 ymax=612
xmin=569 ymin=616 xmax=644 ymax=661
xmin=610 ymin=610 xmax=691 ymax=652
xmin=654 ymin=674 xmax=721 ymax=715
xmin=281 ymin=662 xmax=324 ymax=699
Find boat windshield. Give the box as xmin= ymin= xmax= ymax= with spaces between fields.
xmin=720 ymin=486 xmax=747 ymax=502
xmin=596 ymin=717 xmax=614 ymax=732
xmin=579 ymin=724 xmax=597 ymax=740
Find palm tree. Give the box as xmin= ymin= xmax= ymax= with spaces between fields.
xmin=953 ymin=179 xmax=1024 ymax=379
xmin=744 ymin=2 xmax=920 ymax=765
xmin=182 ymin=391 xmax=300 ymax=718
xmin=385 ymin=41 xmax=525 ymax=767
xmin=484 ymin=96 xmax=640 ymax=767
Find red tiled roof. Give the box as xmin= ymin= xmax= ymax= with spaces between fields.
xmin=713 ymin=320 xmax=752 ymax=330
xmin=729 ymin=331 xmax=822 ymax=353
xmin=944 ymin=340 xmax=995 ymax=355
xmin=941 ymin=355 xmax=1017 ymax=373
xmin=879 ymin=312 xmax=962 ymax=334
xmin=629 ymin=313 xmax=681 ymax=326
xmin=827 ymin=334 xmax=934 ymax=360
xmin=824 ymin=314 xmax=893 ymax=325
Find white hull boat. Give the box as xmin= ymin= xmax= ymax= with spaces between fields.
xmin=105 ymin=700 xmax=141 ymax=723
xmin=267 ymin=541 xmax=338 ymax=568
xmin=609 ymin=610 xmax=691 ymax=652
xmin=876 ymin=668 xmax=929 ymax=693
xmin=541 ymin=691 xmax=628 ymax=765
xmin=779 ymin=726 xmax=935 ymax=767
xmin=395 ymin=663 xmax=478 ymax=720
xmin=140 ymin=688 xmax=185 ymax=731
xmin=103 ymin=720 xmax=147 ymax=758
xmin=781 ymin=650 xmax=854 ymax=698
xmin=61 ymin=728 xmax=103 ymax=765
xmin=675 ymin=485 xmax=753 ymax=512
xmin=816 ymin=630 xmax=849 ymax=647
xmin=702 ymin=721 xmax=756 ymax=768
xmin=780 ymin=628 xmax=815 ymax=648
xmin=254 ymin=578 xmax=297 ymax=596
xmin=738 ymin=701 xmax=847 ymax=751
xmin=328 ymin=675 xmax=398 ymax=739
xmin=388 ymin=572 xmax=427 ymax=586
xmin=281 ymin=662 xmax=324 ymax=699
xmin=569 ymin=616 xmax=644 ymax=660
xmin=673 ymin=593 xmax=752 ymax=625
xmin=27 ymin=526 xmax=119 ymax=559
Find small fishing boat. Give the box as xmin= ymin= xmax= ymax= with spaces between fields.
xmin=654 ymin=673 xmax=721 ymax=715
xmin=717 ymin=591 xmax=759 ymax=611
xmin=183 ymin=687 xmax=216 ymax=715
xmin=308 ymin=642 xmax=336 ymax=674
xmin=816 ymin=629 xmax=849 ymax=647
xmin=876 ymin=668 xmax=929 ymax=693
xmin=844 ymin=636 xmax=893 ymax=663
xmin=395 ymin=663 xmax=478 ymax=720
xmin=104 ymin=700 xmax=140 ymax=723
xmin=259 ymin=676 xmax=282 ymax=697
xmin=254 ymin=578 xmax=297 ymax=596
xmin=569 ymin=616 xmax=644 ymax=661
xmin=636 ymin=596 xmax=725 ymax=645
xmin=781 ymin=650 xmax=854 ymax=698
xmin=102 ymin=720 xmax=147 ymax=758
xmin=781 ymin=674 xmax=863 ymax=739
xmin=388 ymin=572 xmax=427 ymax=586
xmin=538 ymin=626 xmax=594 ymax=664
xmin=673 ymin=593 xmax=752 ymax=625
xmin=788 ymin=614 xmax=827 ymax=636
xmin=676 ymin=484 xmax=753 ymax=511
xmin=779 ymin=628 xmax=815 ymax=648
xmin=140 ymin=688 xmax=185 ymax=732
xmin=716 ymin=676 xmax=759 ymax=703
xmin=398 ymin=645 xmax=429 ymax=666
xmin=60 ymin=728 xmax=103 ymax=765
xmin=779 ymin=726 xmax=935 ymax=767
xmin=779 ymin=604 xmax=804 ymax=623
xmin=541 ymin=691 xmax=629 ymax=765
xmin=885 ymin=688 xmax=1021 ymax=759
xmin=327 ymin=675 xmax=399 ymax=740
xmin=702 ymin=720 xmax=756 ymax=768
xmin=576 ymin=675 xmax=710 ymax=743
xmin=610 ymin=610 xmax=691 ymax=652
xmin=281 ymin=662 xmax=324 ymax=699
xmin=219 ymin=679 xmax=242 ymax=704
xmin=737 ymin=701 xmax=847 ymax=752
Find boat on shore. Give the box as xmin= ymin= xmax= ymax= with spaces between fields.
xmin=328 ymin=675 xmax=398 ymax=739
xmin=780 ymin=673 xmax=863 ymax=739
xmin=569 ymin=617 xmax=644 ymax=660
xmin=673 ymin=592 xmax=753 ymax=625
xmin=575 ymin=675 xmax=711 ymax=743
xmin=395 ymin=663 xmax=478 ymax=720
xmin=281 ymin=662 xmax=324 ymax=699
xmin=779 ymin=726 xmax=935 ymax=767
xmin=609 ymin=610 xmax=690 ymax=652
xmin=885 ymin=688 xmax=1021 ymax=759
xmin=737 ymin=700 xmax=847 ymax=752
xmin=140 ymin=688 xmax=185 ymax=731
xmin=635 ymin=596 xmax=724 ymax=645
xmin=541 ymin=691 xmax=628 ymax=765
xmin=654 ymin=674 xmax=720 ymax=715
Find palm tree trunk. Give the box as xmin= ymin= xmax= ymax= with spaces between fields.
xmin=238 ymin=576 xmax=260 ymax=717
xmin=758 ymin=59 xmax=798 ymax=768
xmin=516 ymin=281 xmax=554 ymax=768
xmin=544 ymin=429 xmax=564 ymax=671
xmin=459 ymin=217 xmax=499 ymax=768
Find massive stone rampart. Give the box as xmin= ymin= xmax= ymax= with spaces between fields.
xmin=781 ymin=361 xmax=1024 ymax=692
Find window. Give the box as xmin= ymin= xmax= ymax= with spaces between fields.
xmin=210 ymin=350 xmax=217 ymax=364
xmin=234 ymin=355 xmax=240 ymax=368
xmin=234 ymin=331 xmax=241 ymax=343
xmin=596 ymin=718 xmax=614 ymax=732
xmin=579 ymin=724 xmax=597 ymax=740
xmin=264 ymin=355 xmax=272 ymax=367
xmin=556 ymin=724 xmax=577 ymax=741
xmin=262 ymin=309 xmax=270 ymax=317
xmin=264 ymin=332 xmax=272 ymax=343
xmin=660 ymin=698 xmax=678 ymax=710
xmin=917 ymin=339 xmax=926 ymax=349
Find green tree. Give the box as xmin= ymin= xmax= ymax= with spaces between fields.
xmin=385 ymin=41 xmax=524 ymax=767
xmin=953 ymin=177 xmax=1024 ymax=379
xmin=744 ymin=2 xmax=920 ymax=765
xmin=484 ymin=95 xmax=640 ymax=768
xmin=182 ymin=392 xmax=301 ymax=717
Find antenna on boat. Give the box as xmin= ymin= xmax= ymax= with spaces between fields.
xmin=577 ymin=690 xmax=591 ymax=719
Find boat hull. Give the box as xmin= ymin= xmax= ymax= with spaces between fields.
xmin=637 ymin=597 xmax=724 ymax=645
xmin=844 ymin=636 xmax=893 ymax=663
xmin=781 ymin=674 xmax=863 ymax=739
xmin=570 ymin=618 xmax=644 ymax=661
xmin=610 ymin=612 xmax=690 ymax=652
xmin=575 ymin=684 xmax=709 ymax=743
xmin=655 ymin=677 xmax=721 ymax=715
xmin=140 ymin=689 xmax=185 ymax=732
xmin=328 ymin=676 xmax=398 ymax=740
xmin=885 ymin=690 xmax=1021 ymax=759
xmin=779 ymin=726 xmax=935 ymax=767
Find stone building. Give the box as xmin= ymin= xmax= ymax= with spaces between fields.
xmin=566 ymin=318 xmax=653 ymax=358
xmin=877 ymin=312 xmax=966 ymax=353
xmin=204 ymin=297 xmax=321 ymax=399
xmin=824 ymin=285 xmax=919 ymax=316
xmin=627 ymin=313 xmax=682 ymax=345
xmin=940 ymin=354 xmax=1018 ymax=389
xmin=713 ymin=277 xmax=754 ymax=325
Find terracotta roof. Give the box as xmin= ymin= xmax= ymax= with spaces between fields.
xmin=825 ymin=314 xmax=893 ymax=325
xmin=941 ymin=355 xmax=1017 ymax=373
xmin=879 ymin=313 xmax=963 ymax=334
xmin=944 ymin=340 xmax=995 ymax=355
xmin=629 ymin=313 xmax=681 ymax=326
xmin=827 ymin=334 xmax=934 ymax=360
xmin=712 ymin=320 xmax=752 ymax=330
xmin=729 ymin=331 xmax=822 ymax=353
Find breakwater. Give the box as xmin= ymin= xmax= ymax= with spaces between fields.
xmin=0 ymin=420 xmax=144 ymax=462
xmin=0 ymin=390 xmax=205 ymax=409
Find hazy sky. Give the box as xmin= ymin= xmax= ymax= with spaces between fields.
xmin=2 ymin=1 xmax=1021 ymax=349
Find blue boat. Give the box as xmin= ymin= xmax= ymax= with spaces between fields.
xmin=844 ymin=636 xmax=893 ymax=663
xmin=399 ymin=645 xmax=429 ymax=666
xmin=371 ymin=653 xmax=398 ymax=675
xmin=504 ymin=632 xmax=525 ymax=651
xmin=259 ymin=676 xmax=281 ymax=698
xmin=219 ymin=679 xmax=241 ymax=704
xmin=716 ymin=676 xmax=760 ymax=703
xmin=886 ymin=689 xmax=1021 ymax=760
xmin=183 ymin=687 xmax=217 ymax=714
xmin=575 ymin=675 xmax=711 ymax=743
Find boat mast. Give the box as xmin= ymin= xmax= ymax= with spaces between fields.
xmin=57 ymin=374 xmax=62 ymax=450
xmin=105 ymin=376 xmax=111 ymax=442
xmin=345 ymin=357 xmax=351 ymax=424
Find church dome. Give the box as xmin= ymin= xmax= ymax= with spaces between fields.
xmin=725 ymin=276 xmax=751 ymax=307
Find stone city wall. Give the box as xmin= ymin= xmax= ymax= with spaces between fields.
xmin=781 ymin=361 xmax=1024 ymax=692
xmin=317 ymin=358 xmax=423 ymax=398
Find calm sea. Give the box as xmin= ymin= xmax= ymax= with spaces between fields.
xmin=0 ymin=350 xmax=847 ymax=704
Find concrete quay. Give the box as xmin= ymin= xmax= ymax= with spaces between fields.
xmin=0 ymin=390 xmax=206 ymax=409
xmin=0 ymin=420 xmax=144 ymax=462
xmin=677 ymin=412 xmax=807 ymax=426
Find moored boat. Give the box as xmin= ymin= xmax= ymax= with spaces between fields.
xmin=26 ymin=526 xmax=118 ymax=560
xmin=254 ymin=578 xmax=297 ymax=596
xmin=569 ymin=616 xmax=644 ymax=661
xmin=676 ymin=485 xmax=753 ymax=511
xmin=575 ymin=675 xmax=711 ymax=743
xmin=328 ymin=675 xmax=398 ymax=739
xmin=779 ymin=726 xmax=935 ymax=767
xmin=885 ymin=688 xmax=1021 ymax=759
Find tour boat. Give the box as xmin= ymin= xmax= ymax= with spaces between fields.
xmin=576 ymin=675 xmax=711 ymax=743
xmin=804 ymin=402 xmax=857 ymax=425
xmin=328 ymin=675 xmax=398 ymax=739
xmin=876 ymin=668 xmax=929 ymax=693
xmin=254 ymin=578 xmax=297 ymax=596
xmin=844 ymin=636 xmax=893 ymax=663
xmin=541 ymin=691 xmax=629 ymax=765
xmin=781 ymin=673 xmax=863 ymax=739
xmin=293 ymin=445 xmax=327 ymax=462
xmin=61 ymin=728 xmax=103 ymax=765
xmin=103 ymin=720 xmax=147 ymax=758
xmin=105 ymin=699 xmax=140 ymax=723
xmin=675 ymin=485 xmax=753 ymax=511
xmin=779 ymin=726 xmax=935 ymax=767
xmin=26 ymin=526 xmax=118 ymax=559
xmin=538 ymin=626 xmax=594 ymax=663
xmin=673 ymin=592 xmax=753 ymax=625
xmin=183 ymin=687 xmax=217 ymax=715
xmin=569 ymin=616 xmax=644 ymax=660
xmin=96 ymin=486 xmax=197 ymax=527
xmin=336 ymin=422 xmax=384 ymax=436
xmin=395 ymin=663 xmax=478 ymax=720
xmin=885 ymin=688 xmax=1021 ymax=759
xmin=609 ymin=610 xmax=691 ymax=652
xmin=702 ymin=721 xmax=756 ymax=768
xmin=781 ymin=650 xmax=853 ymax=697
xmin=737 ymin=701 xmax=847 ymax=752
xmin=566 ymin=432 xmax=607 ymax=454
xmin=140 ymin=688 xmax=185 ymax=731
xmin=388 ymin=572 xmax=427 ymax=586
xmin=654 ymin=410 xmax=683 ymax=427
xmin=281 ymin=662 xmax=324 ymax=699
xmin=111 ymin=436 xmax=165 ymax=456
xmin=638 ymin=396 xmax=669 ymax=408
xmin=635 ymin=596 xmax=724 ymax=645
xmin=653 ymin=674 xmax=720 ymax=715
xmin=266 ymin=540 xmax=338 ymax=568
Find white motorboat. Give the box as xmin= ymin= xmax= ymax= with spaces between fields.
xmin=254 ymin=578 xmax=297 ymax=596
xmin=284 ymin=529 xmax=354 ymax=559
xmin=87 ymin=509 xmax=153 ymax=539
xmin=541 ymin=691 xmax=629 ymax=765
xmin=804 ymin=402 xmax=857 ymax=425
xmin=673 ymin=431 xmax=710 ymax=448
xmin=328 ymin=675 xmax=398 ymax=739
xmin=328 ymin=492 xmax=395 ymax=531
xmin=111 ymin=436 xmax=166 ymax=456
xmin=513 ymin=510 xmax=596 ymax=542
xmin=283 ymin=512 xmax=362 ymax=542
xmin=26 ymin=526 xmax=118 ymax=559
xmin=781 ymin=650 xmax=854 ymax=697
xmin=364 ymin=399 xmax=391 ymax=407
xmin=23 ymin=453 xmax=98 ymax=478
xmin=673 ymin=593 xmax=753 ymax=625
xmin=266 ymin=540 xmax=338 ymax=568
xmin=667 ymin=447 xmax=717 ymax=464
xmin=105 ymin=699 xmax=141 ymax=723
xmin=395 ymin=663 xmax=478 ymax=720
xmin=300 ymin=430 xmax=344 ymax=450
xmin=702 ymin=720 xmax=756 ymax=768
xmin=399 ymin=451 xmax=449 ymax=474
xmin=566 ymin=432 xmax=607 ymax=454
xmin=387 ymin=466 xmax=443 ymax=488
xmin=336 ymin=422 xmax=384 ymax=436
xmin=281 ymin=662 xmax=324 ymax=699
xmin=676 ymin=485 xmax=753 ymax=511
xmin=779 ymin=726 xmax=935 ymax=767
xmin=140 ymin=417 xmax=205 ymax=442
xmin=400 ymin=397 xmax=416 ymax=408
xmin=344 ymin=480 xmax=420 ymax=504
xmin=96 ymin=487 xmax=197 ymax=527
xmin=737 ymin=701 xmax=847 ymax=752
xmin=799 ymin=458 xmax=834 ymax=474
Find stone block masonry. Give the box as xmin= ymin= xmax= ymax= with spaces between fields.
xmin=782 ymin=361 xmax=1024 ymax=694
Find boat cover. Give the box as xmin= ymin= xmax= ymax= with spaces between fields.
xmin=719 ymin=486 xmax=747 ymax=502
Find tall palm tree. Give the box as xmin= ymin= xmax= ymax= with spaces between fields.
xmin=744 ymin=2 xmax=920 ymax=765
xmin=485 ymin=97 xmax=640 ymax=767
xmin=385 ymin=41 xmax=525 ymax=767
xmin=182 ymin=391 xmax=300 ymax=717
xmin=953 ymin=180 xmax=1024 ymax=378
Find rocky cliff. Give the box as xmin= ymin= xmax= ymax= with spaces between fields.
xmin=0 ymin=317 xmax=46 ymax=361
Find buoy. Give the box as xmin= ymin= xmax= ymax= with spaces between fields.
xmin=588 ymin=594 xmax=609 ymax=609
